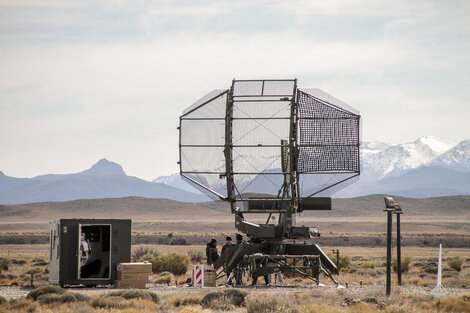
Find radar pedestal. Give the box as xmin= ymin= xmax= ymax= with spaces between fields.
xmin=234 ymin=197 xmax=330 ymax=240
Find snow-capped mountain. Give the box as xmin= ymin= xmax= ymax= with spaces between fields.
xmin=155 ymin=136 xmax=470 ymax=199
xmin=361 ymin=136 xmax=457 ymax=182
xmin=428 ymin=139 xmax=470 ymax=172
xmin=153 ymin=173 xmax=202 ymax=194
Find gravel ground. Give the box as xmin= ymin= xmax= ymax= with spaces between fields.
xmin=1 ymin=284 xmax=469 ymax=301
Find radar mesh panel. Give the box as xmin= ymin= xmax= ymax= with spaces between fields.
xmin=297 ymin=90 xmax=360 ymax=173
xmin=179 ymin=90 xmax=228 ymax=199
xmin=231 ymin=80 xmax=296 ymax=197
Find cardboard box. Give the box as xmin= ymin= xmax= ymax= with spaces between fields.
xmin=115 ymin=280 xmax=148 ymax=289
xmin=204 ymin=269 xmax=216 ymax=287
xmin=117 ymin=262 xmax=152 ymax=273
xmin=117 ymin=272 xmax=152 ymax=281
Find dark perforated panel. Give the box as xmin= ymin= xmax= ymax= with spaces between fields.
xmin=297 ymin=90 xmax=360 ymax=173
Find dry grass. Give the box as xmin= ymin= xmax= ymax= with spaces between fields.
xmin=448 ymin=257 xmax=464 ymax=272
xmin=0 ymin=287 xmax=469 ymax=313
xmin=152 ymin=271 xmax=175 ymax=285
xmin=245 ymin=292 xmax=470 ymax=313
xmin=0 ymin=253 xmax=49 ymax=287
xmin=163 ymin=293 xmax=203 ymax=308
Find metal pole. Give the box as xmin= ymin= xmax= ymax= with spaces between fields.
xmin=386 ymin=209 xmax=392 ymax=296
xmin=331 ymin=249 xmax=340 ymax=282
xmin=396 ymin=212 xmax=402 ymax=285
xmin=336 ymin=250 xmax=340 ymax=282
xmin=436 ymin=243 xmax=443 ymax=288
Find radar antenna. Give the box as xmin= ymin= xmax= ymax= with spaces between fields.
xmin=179 ymin=79 xmax=360 ymax=284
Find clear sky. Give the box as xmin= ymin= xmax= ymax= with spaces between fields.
xmin=1 ymin=0 xmax=469 ymax=181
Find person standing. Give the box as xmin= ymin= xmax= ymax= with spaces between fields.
xmin=221 ymin=236 xmax=233 ymax=254
xmin=206 ymin=238 xmax=219 ymax=265
xmin=234 ymin=234 xmax=244 ymax=285
xmin=221 ymin=236 xmax=234 ymax=284
xmin=248 ymin=237 xmax=270 ymax=286
xmin=235 ymin=233 xmax=243 ymax=245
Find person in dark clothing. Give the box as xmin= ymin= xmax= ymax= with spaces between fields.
xmin=206 ymin=238 xmax=219 ymax=265
xmin=236 ymin=233 xmax=243 ymax=244
xmin=234 ymin=234 xmax=244 ymax=285
xmin=221 ymin=236 xmax=234 ymax=285
xmin=251 ymin=257 xmax=270 ymax=286
xmin=221 ymin=236 xmax=233 ymax=254
xmin=248 ymin=237 xmax=270 ymax=285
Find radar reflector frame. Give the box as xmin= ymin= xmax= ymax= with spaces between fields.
xmin=179 ymin=79 xmax=360 ymax=213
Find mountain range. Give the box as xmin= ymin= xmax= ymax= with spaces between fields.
xmin=335 ymin=137 xmax=470 ymax=197
xmin=154 ymin=136 xmax=470 ymax=199
xmin=1 ymin=136 xmax=469 ymax=204
xmin=0 ymin=159 xmax=207 ymax=204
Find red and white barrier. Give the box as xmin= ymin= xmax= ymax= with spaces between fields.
xmin=193 ymin=265 xmax=204 ymax=288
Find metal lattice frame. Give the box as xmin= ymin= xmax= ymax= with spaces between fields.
xmin=179 ymin=79 xmax=361 ymax=203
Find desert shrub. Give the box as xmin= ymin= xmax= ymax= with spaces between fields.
xmin=37 ymin=293 xmax=76 ymax=304
xmin=70 ymin=292 xmax=91 ymax=302
xmin=108 ymin=290 xmax=159 ymax=303
xmin=104 ymin=295 xmax=126 ymax=301
xmin=188 ymin=250 xmax=204 ymax=263
xmin=246 ymin=296 xmax=294 ymax=313
xmin=362 ymin=296 xmax=378 ymax=304
xmin=200 ymin=289 xmax=247 ymax=309
xmin=139 ymin=253 xmax=158 ymax=268
xmin=419 ymin=294 xmax=470 ymax=313
xmin=153 ymin=271 xmax=175 ymax=284
xmin=121 ymin=290 xmax=159 ymax=303
xmin=424 ymin=264 xmax=437 ymax=274
xmin=11 ymin=259 xmax=27 ymax=265
xmin=170 ymin=237 xmax=188 ymax=245
xmin=59 ymin=294 xmax=77 ymax=303
xmin=27 ymin=285 xmax=66 ymax=300
xmin=8 ymin=298 xmax=39 ymax=312
xmin=0 ymin=295 xmax=6 ymax=304
xmin=0 ymin=258 xmax=10 ymax=272
xmin=132 ymin=246 xmax=158 ymax=261
xmin=327 ymin=252 xmax=351 ymax=270
xmin=32 ymin=258 xmax=48 ymax=266
xmin=140 ymin=252 xmax=190 ymax=275
xmin=392 ymin=256 xmax=412 ymax=273
xmin=448 ymin=257 xmax=464 ymax=272
xmin=91 ymin=296 xmax=130 ymax=309
xmin=165 ymin=294 xmax=202 ymax=307
xmin=443 ymin=267 xmax=459 ymax=278
xmin=158 ymin=252 xmax=190 ymax=275
xmin=361 ymin=262 xmax=376 ymax=269
xmin=200 ymin=291 xmax=225 ymax=308
xmin=225 ymin=289 xmax=248 ymax=306
xmin=343 ymin=296 xmax=358 ymax=306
